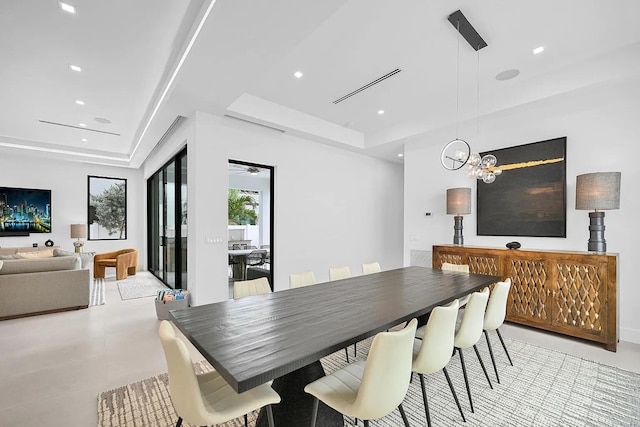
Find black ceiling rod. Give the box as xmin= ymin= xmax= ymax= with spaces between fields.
xmin=448 ymin=10 xmax=488 ymax=51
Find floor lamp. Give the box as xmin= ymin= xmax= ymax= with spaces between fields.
xmin=447 ymin=188 xmax=471 ymax=245
xmin=575 ymin=172 xmax=621 ymax=253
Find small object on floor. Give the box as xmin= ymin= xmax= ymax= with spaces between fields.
xmin=506 ymin=241 xmax=521 ymax=249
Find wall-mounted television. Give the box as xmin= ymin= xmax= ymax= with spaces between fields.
xmin=0 ymin=187 xmax=52 ymax=235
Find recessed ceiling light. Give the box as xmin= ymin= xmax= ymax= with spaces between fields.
xmin=59 ymin=2 xmax=75 ymax=14
xmin=75 ymin=100 xmax=85 ymax=105
xmin=495 ymin=69 xmax=520 ymax=81
xmin=533 ymin=46 xmax=545 ymax=55
xmin=377 ymin=110 xmax=385 ymax=115
xmin=69 ymin=64 xmax=82 ymax=72
xmin=79 ymin=123 xmax=86 ymax=127
xmin=81 ymin=138 xmax=88 ymax=142
xmin=397 ymin=153 xmax=404 ymax=157
xmin=94 ymin=117 xmax=112 ymax=124
xmin=293 ymin=71 xmax=303 ymax=79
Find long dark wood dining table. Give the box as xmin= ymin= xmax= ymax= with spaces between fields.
xmin=169 ymin=266 xmax=501 ymax=426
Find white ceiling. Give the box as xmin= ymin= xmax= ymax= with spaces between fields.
xmin=2 ymin=0 xmax=639 ymax=167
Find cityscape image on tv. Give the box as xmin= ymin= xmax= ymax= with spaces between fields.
xmin=0 ymin=188 xmax=51 ymax=233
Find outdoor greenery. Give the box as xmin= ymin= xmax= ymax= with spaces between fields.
xmin=228 ymin=189 xmax=258 ymax=225
xmin=90 ymin=182 xmax=127 ymax=238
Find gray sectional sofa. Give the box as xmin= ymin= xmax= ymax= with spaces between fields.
xmin=0 ymin=246 xmax=90 ymax=320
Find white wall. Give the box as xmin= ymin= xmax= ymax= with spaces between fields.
xmin=404 ymin=76 xmax=640 ymax=343
xmin=0 ymin=151 xmax=145 ymax=263
xmin=145 ymin=111 xmax=404 ymax=305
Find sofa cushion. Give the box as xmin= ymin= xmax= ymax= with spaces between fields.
xmin=0 ymin=260 xmax=3 ymax=271
xmin=53 ymin=249 xmax=96 ymax=269
xmin=0 ymin=256 xmax=80 ymax=275
xmin=16 ymin=249 xmax=55 ymax=259
xmin=0 ymin=255 xmax=20 ymax=260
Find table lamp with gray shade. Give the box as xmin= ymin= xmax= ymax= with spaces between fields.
xmin=575 ymin=172 xmax=621 ymax=253
xmin=70 ymin=224 xmax=87 ymax=253
xmin=447 ymin=187 xmax=471 ymax=245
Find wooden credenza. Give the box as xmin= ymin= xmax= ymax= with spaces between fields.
xmin=432 ymin=245 xmax=618 ymax=351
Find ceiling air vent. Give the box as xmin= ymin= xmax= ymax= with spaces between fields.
xmin=332 ymin=68 xmax=402 ymax=104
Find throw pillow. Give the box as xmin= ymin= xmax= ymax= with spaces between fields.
xmin=16 ymin=249 xmax=54 ymax=259
xmin=53 ymin=248 xmax=96 ymax=269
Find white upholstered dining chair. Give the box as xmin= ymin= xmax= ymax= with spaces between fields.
xmin=233 ymin=277 xmax=271 ymax=299
xmin=329 ymin=265 xmax=352 ymax=281
xmin=442 ymin=262 xmax=471 ymax=306
xmin=412 ymin=299 xmax=465 ymax=426
xmin=453 ymin=288 xmax=492 ymax=414
xmin=158 ymin=321 xmax=280 ymax=427
xmin=362 ymin=262 xmax=382 ymax=275
xmin=289 ymin=270 xmax=317 ymax=288
xmin=304 ymin=319 xmax=418 ymax=427
xmin=483 ymin=278 xmax=513 ymax=383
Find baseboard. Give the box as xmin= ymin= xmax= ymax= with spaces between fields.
xmin=620 ymin=327 xmax=640 ymax=345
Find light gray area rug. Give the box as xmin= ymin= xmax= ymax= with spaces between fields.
xmin=90 ymin=278 xmax=106 ymax=306
xmin=116 ymin=272 xmax=167 ymax=300
xmin=97 ymin=337 xmax=640 ymax=426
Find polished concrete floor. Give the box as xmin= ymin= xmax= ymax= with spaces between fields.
xmin=0 ymin=275 xmax=638 ymax=426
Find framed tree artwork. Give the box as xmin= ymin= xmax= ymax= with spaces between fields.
xmin=88 ymin=175 xmax=127 ymax=240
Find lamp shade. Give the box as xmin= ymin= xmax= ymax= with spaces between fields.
xmin=575 ymin=172 xmax=621 ymax=210
xmin=70 ymin=224 xmax=87 ymax=239
xmin=446 ymin=187 xmax=471 ymax=215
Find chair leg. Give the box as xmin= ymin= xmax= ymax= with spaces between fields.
xmin=473 ymin=344 xmax=493 ymax=389
xmin=354 ymin=342 xmax=357 ymax=357
xmin=266 ymin=405 xmax=275 ymax=427
xmin=496 ymin=328 xmax=514 ymax=366
xmin=310 ymin=397 xmax=319 ymax=427
xmin=418 ymin=373 xmax=432 ymax=427
xmin=443 ymin=367 xmax=466 ymax=422
xmin=484 ymin=330 xmax=500 ymax=384
xmin=175 ymin=417 xmax=183 ymax=427
xmin=363 ymin=420 xmax=370 ymax=427
xmin=345 ymin=347 xmax=350 ymax=363
xmin=458 ymin=347 xmax=474 ymax=413
xmin=244 ymin=413 xmax=248 ymax=427
xmin=398 ymin=403 xmax=411 ymax=427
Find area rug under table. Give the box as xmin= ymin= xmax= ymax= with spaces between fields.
xmin=116 ymin=272 xmax=167 ymax=300
xmin=97 ymin=337 xmax=640 ymax=427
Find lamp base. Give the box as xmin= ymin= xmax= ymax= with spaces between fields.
xmin=73 ymin=240 xmax=84 ymax=253
xmin=587 ymin=211 xmax=606 ymax=253
xmin=453 ymin=215 xmax=464 ymax=246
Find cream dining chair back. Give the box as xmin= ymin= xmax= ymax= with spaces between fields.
xmin=412 ymin=300 xmax=465 ymax=426
xmin=289 ymin=270 xmax=317 ymax=288
xmin=441 ymin=262 xmax=469 ymax=272
xmin=329 ymin=265 xmax=352 ymax=281
xmin=158 ymin=321 xmax=280 ymax=427
xmin=483 ymin=278 xmax=513 ymax=384
xmin=233 ymin=277 xmax=271 ymax=299
xmin=304 ymin=319 xmax=418 ymax=427
xmin=362 ymin=262 xmax=381 ymax=275
xmin=442 ymin=262 xmax=471 ymax=306
xmin=453 ymin=288 xmax=492 ymax=414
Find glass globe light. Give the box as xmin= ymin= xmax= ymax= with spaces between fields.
xmin=483 ymin=173 xmax=496 ymax=184
xmin=494 ymin=169 xmax=502 ymax=176
xmin=481 ymin=154 xmax=497 ymax=168
xmin=468 ymin=153 xmax=481 ymax=166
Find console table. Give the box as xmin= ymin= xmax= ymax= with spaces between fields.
xmin=432 ymin=245 xmax=618 ymax=351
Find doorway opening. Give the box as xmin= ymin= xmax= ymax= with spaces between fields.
xmin=228 ymin=160 xmax=274 ymax=293
xmin=147 ymin=147 xmax=187 ymax=289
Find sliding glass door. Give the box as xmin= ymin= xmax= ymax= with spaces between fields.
xmin=148 ymin=147 xmax=187 ymax=289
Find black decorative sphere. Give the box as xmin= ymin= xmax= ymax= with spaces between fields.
xmin=506 ymin=241 xmax=521 ymax=250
